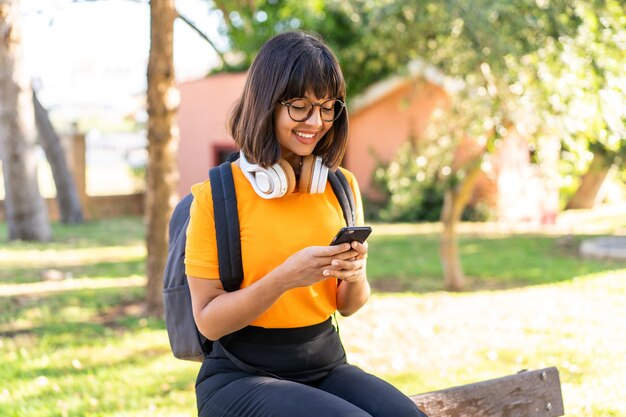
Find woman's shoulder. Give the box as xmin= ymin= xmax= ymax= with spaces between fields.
xmin=191 ymin=161 xmax=245 ymax=205
xmin=190 ymin=177 xmax=213 ymax=207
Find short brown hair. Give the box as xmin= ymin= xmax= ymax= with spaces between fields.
xmin=227 ymin=31 xmax=348 ymax=170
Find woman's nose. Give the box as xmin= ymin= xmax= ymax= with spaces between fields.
xmin=306 ymin=105 xmax=324 ymax=126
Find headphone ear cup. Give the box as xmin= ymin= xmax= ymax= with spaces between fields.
xmin=299 ymin=155 xmax=316 ymax=193
xmin=239 ymin=151 xmax=293 ymax=198
xmin=275 ymin=159 xmax=296 ymax=195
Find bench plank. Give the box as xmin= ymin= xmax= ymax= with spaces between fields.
xmin=410 ymin=367 xmax=564 ymax=417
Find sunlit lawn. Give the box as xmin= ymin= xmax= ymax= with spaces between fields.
xmin=1 ymin=209 xmax=625 ymax=416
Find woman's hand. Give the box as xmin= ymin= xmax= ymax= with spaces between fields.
xmin=324 ymin=241 xmax=368 ymax=283
xmin=273 ymin=243 xmax=357 ymax=290
xmin=332 ymin=241 xmax=370 ymax=316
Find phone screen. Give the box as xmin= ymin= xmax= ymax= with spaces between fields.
xmin=330 ymin=226 xmax=372 ymax=246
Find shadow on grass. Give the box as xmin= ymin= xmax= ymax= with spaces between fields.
xmin=0 ymin=286 xmax=150 ymax=336
xmin=367 ymin=234 xmax=626 ymax=293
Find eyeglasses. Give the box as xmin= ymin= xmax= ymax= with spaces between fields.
xmin=280 ymin=98 xmax=345 ymax=122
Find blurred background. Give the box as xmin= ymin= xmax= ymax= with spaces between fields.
xmin=1 ymin=0 xmax=625 ymax=416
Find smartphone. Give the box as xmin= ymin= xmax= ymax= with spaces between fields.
xmin=330 ymin=226 xmax=372 ymax=246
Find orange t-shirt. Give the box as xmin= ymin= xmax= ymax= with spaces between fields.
xmin=184 ymin=163 xmax=364 ymax=329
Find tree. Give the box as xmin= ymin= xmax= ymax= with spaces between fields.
xmin=565 ymin=143 xmax=623 ymax=209
xmin=145 ymin=0 xmax=179 ymax=317
xmin=33 ymin=91 xmax=84 ymax=224
xmin=0 ymin=0 xmax=51 ymax=241
xmin=324 ymin=0 xmax=623 ymax=289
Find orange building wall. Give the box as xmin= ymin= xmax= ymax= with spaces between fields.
xmin=177 ymin=73 xmax=246 ymax=197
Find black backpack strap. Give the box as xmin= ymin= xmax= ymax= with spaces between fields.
xmin=328 ymin=169 xmax=356 ymax=227
xmin=209 ymin=161 xmax=243 ymax=292
xmin=226 ymin=151 xmax=240 ymax=162
xmin=220 ymin=162 xmax=244 ymax=290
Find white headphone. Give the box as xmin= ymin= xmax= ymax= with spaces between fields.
xmin=239 ymin=151 xmax=329 ymax=199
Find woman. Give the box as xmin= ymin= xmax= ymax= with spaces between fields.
xmin=185 ymin=30 xmax=428 ymax=417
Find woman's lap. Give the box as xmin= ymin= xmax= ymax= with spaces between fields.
xmin=197 ymin=363 xmax=427 ymax=417
xmin=317 ymin=364 xmax=427 ymax=417
xmin=199 ymin=373 xmax=370 ymax=417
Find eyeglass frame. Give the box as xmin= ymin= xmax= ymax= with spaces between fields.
xmin=279 ymin=98 xmax=346 ymax=122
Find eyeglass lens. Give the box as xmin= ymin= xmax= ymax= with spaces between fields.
xmin=287 ymin=99 xmax=344 ymax=122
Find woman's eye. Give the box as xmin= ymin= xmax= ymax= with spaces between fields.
xmin=289 ymin=100 xmax=308 ymax=109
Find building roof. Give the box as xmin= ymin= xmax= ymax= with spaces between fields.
xmin=349 ymin=58 xmax=457 ymax=116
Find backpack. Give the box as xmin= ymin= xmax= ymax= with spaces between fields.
xmin=163 ymin=157 xmax=356 ymax=361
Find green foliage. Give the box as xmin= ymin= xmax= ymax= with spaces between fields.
xmin=370 ymin=93 xmax=500 ymax=223
xmin=371 ymin=139 xmax=449 ymax=222
xmin=214 ymin=0 xmax=625 ymax=209
xmin=211 ymin=0 xmax=362 ymax=91
xmin=514 ymin=0 xmax=626 ymax=196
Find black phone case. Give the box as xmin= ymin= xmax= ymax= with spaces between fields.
xmin=330 ymin=226 xmax=372 ymax=245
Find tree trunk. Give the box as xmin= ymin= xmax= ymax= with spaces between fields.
xmin=565 ymin=148 xmax=614 ymax=210
xmin=145 ymin=0 xmax=179 ymax=317
xmin=440 ymin=202 xmax=464 ymax=291
xmin=439 ymin=161 xmax=483 ymax=291
xmin=33 ymin=91 xmax=84 ymax=224
xmin=0 ymin=0 xmax=51 ymax=241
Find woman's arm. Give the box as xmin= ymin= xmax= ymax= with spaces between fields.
xmin=188 ymin=272 xmax=285 ymax=341
xmin=188 ymin=243 xmax=355 ymax=340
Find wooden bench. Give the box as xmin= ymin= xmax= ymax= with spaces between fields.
xmin=410 ymin=367 xmax=564 ymax=417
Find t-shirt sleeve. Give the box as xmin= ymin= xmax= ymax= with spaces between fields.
xmin=184 ymin=180 xmax=220 ymax=279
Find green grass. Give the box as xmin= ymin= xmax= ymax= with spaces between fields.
xmin=1 ymin=211 xmax=626 ymax=416
xmin=0 ymin=259 xmax=145 ymax=285
xmin=367 ymin=233 xmax=625 ymax=291
xmin=0 ymin=217 xmax=145 ymax=284
xmin=0 ymin=216 xmax=144 ymax=248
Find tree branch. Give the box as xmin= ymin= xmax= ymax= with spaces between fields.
xmin=175 ymin=9 xmax=226 ymax=68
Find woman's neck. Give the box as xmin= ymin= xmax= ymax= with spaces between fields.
xmin=282 ymin=152 xmax=304 ymax=176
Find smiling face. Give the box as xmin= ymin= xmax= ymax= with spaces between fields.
xmin=229 ymin=32 xmax=349 ymax=170
xmin=274 ymin=93 xmax=333 ymax=167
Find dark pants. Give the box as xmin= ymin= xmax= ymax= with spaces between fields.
xmin=195 ymin=320 xmax=427 ymax=417
xmin=196 ymin=361 xmax=427 ymax=417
